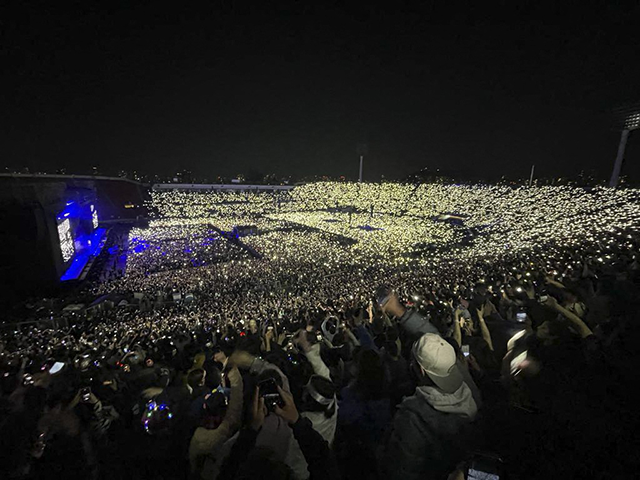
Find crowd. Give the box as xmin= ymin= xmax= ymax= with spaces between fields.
xmin=1 ymin=182 xmax=640 ymax=479
xmin=125 ymin=224 xmax=250 ymax=277
xmin=151 ymin=183 xmax=640 ymax=264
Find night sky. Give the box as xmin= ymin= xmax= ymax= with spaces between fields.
xmin=3 ymin=2 xmax=640 ymax=182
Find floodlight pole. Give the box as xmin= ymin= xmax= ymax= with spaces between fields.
xmin=609 ymin=129 xmax=630 ymax=188
xmin=359 ymin=155 xmax=363 ymax=183
xmin=529 ymin=165 xmax=535 ymax=186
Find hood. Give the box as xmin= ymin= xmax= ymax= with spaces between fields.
xmin=415 ymin=382 xmax=478 ymax=420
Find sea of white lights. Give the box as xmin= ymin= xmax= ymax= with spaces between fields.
xmin=146 ymin=183 xmax=640 ymax=263
xmin=90 ymin=183 xmax=640 ymax=314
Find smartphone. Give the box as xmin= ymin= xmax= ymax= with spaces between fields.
xmin=467 ymin=452 xmax=503 ymax=480
xmin=538 ymin=295 xmax=548 ymax=303
xmin=258 ymin=377 xmax=284 ymax=410
xmin=49 ymin=362 xmax=65 ymax=374
xmin=461 ymin=345 xmax=470 ymax=357
xmin=81 ymin=387 xmax=91 ymax=402
xmin=375 ymin=284 xmax=392 ymax=307
xmin=516 ymin=312 xmax=527 ymax=323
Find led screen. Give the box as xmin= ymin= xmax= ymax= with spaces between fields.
xmin=57 ymin=218 xmax=75 ymax=262
xmin=91 ymin=205 xmax=99 ymax=229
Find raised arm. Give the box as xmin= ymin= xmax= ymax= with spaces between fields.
xmin=344 ymin=326 xmax=361 ymax=347
xmin=228 ymin=350 xmax=291 ymax=392
xmin=452 ymin=308 xmax=462 ymax=348
xmin=296 ymin=332 xmax=331 ymax=379
xmin=476 ymin=308 xmax=494 ymax=351
xmin=545 ymin=275 xmax=566 ymax=290
xmin=382 ymin=292 xmax=438 ymax=338
xmin=208 ymin=367 xmax=243 ymax=439
xmin=217 ymin=387 xmax=264 ymax=480
xmin=543 ymin=296 xmax=593 ymax=339
xmin=262 ymin=328 xmax=274 ymax=353
xmin=188 ymin=367 xmax=244 ymax=471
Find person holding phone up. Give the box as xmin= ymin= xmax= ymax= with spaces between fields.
xmin=218 ymin=385 xmax=340 ymax=480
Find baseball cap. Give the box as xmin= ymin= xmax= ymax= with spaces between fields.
xmin=412 ymin=333 xmax=464 ymax=393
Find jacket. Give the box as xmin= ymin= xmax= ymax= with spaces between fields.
xmin=384 ymin=382 xmax=478 ymax=480
xmin=397 ymin=308 xmax=482 ymax=409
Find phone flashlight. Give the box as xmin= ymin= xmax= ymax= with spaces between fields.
xmin=49 ymin=362 xmax=64 ymax=374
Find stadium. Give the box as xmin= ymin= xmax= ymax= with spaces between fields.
xmin=2 ymin=177 xmax=640 ymax=479
xmin=3 ymin=3 xmax=640 ymax=479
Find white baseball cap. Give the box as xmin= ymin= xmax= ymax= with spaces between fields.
xmin=412 ymin=333 xmax=464 ymax=393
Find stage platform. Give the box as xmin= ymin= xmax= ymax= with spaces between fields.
xmin=61 ymin=228 xmax=108 ymax=281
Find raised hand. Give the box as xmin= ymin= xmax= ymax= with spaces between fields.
xmin=273 ymin=385 xmax=299 ymax=425
xmin=250 ymin=386 xmax=266 ymax=431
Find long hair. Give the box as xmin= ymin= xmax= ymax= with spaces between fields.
xmin=354 ymin=349 xmax=387 ymax=400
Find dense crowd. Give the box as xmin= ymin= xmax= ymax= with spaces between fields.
xmin=1 ymin=182 xmax=640 ymax=479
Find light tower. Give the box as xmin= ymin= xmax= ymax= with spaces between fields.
xmin=357 ymin=143 xmax=368 ymax=183
xmin=610 ymin=103 xmax=640 ymax=187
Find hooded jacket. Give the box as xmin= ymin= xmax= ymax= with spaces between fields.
xmin=384 ymin=381 xmax=478 ymax=480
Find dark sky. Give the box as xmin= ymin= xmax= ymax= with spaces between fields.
xmin=2 ymin=1 xmax=640 ymax=181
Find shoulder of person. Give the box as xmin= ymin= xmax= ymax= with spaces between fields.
xmin=397 ymin=393 xmax=437 ymax=424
